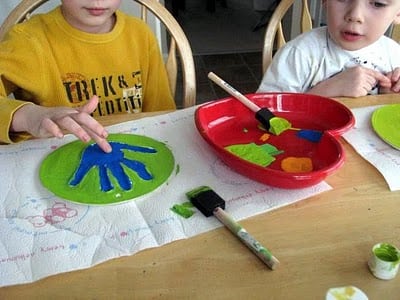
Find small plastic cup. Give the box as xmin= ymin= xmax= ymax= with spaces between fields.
xmin=326 ymin=286 xmax=368 ymax=300
xmin=368 ymin=243 xmax=400 ymax=280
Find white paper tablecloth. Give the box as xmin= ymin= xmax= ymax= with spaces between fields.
xmin=343 ymin=105 xmax=400 ymax=191
xmin=0 ymin=106 xmax=331 ymax=287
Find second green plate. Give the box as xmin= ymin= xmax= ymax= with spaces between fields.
xmin=371 ymin=104 xmax=400 ymax=150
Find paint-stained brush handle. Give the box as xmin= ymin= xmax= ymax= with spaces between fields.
xmin=186 ymin=186 xmax=279 ymax=270
xmin=208 ymin=72 xmax=260 ymax=113
xmin=213 ymin=207 xmax=280 ymax=270
xmin=208 ymin=72 xmax=283 ymax=132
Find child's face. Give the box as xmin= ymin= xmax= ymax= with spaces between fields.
xmin=325 ymin=0 xmax=400 ymax=50
xmin=61 ymin=0 xmax=122 ymax=33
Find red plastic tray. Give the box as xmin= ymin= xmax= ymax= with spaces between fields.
xmin=195 ymin=93 xmax=355 ymax=188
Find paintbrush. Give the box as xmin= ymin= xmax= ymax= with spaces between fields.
xmin=186 ymin=186 xmax=280 ymax=270
xmin=208 ymin=72 xmax=291 ymax=135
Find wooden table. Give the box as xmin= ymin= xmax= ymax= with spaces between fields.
xmin=1 ymin=94 xmax=399 ymax=299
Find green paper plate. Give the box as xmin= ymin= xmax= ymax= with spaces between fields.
xmin=40 ymin=134 xmax=175 ymax=205
xmin=371 ymin=104 xmax=400 ymax=150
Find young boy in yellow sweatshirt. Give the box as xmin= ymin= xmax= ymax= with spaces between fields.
xmin=0 ymin=0 xmax=176 ymax=153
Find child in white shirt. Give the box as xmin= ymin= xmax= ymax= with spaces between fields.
xmin=258 ymin=0 xmax=400 ymax=98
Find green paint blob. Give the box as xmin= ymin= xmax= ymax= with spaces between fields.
xmin=186 ymin=186 xmax=211 ymax=199
xmin=39 ymin=134 xmax=175 ymax=205
xmin=260 ymin=143 xmax=284 ymax=156
xmin=374 ymin=243 xmax=400 ymax=262
xmin=171 ymin=202 xmax=195 ymax=218
xmin=225 ymin=143 xmax=277 ymax=167
xmin=269 ymin=117 xmax=291 ymax=135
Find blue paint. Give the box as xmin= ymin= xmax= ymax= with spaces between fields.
xmin=297 ymin=129 xmax=323 ymax=143
xmin=69 ymin=142 xmax=156 ymax=192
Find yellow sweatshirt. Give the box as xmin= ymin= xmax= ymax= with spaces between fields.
xmin=0 ymin=7 xmax=175 ymax=143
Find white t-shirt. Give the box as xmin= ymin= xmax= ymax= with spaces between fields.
xmin=257 ymin=26 xmax=400 ymax=94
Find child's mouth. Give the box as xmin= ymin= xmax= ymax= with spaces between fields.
xmin=86 ymin=8 xmax=107 ymax=16
xmin=342 ymin=31 xmax=362 ymax=41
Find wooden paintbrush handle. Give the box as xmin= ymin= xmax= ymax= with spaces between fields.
xmin=208 ymin=72 xmax=260 ymax=113
xmin=213 ymin=207 xmax=280 ymax=270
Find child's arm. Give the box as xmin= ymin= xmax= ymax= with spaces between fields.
xmin=379 ymin=67 xmax=400 ymax=94
xmin=308 ymin=66 xmax=391 ymax=98
xmin=11 ymin=96 xmax=112 ymax=153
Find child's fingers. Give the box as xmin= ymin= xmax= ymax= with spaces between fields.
xmin=84 ymin=129 xmax=112 ymax=153
xmin=391 ymin=80 xmax=400 ymax=92
xmin=56 ymin=116 xmax=91 ymax=143
xmin=40 ymin=118 xmax=64 ymax=139
xmin=389 ymin=68 xmax=400 ymax=81
xmin=75 ymin=95 xmax=109 ymax=138
xmin=71 ymin=111 xmax=108 ymax=139
xmin=58 ymin=114 xmax=112 ymax=153
xmin=79 ymin=95 xmax=99 ymax=114
xmin=389 ymin=70 xmax=400 ymax=92
xmin=379 ymin=69 xmax=400 ymax=92
xmin=374 ymin=72 xmax=391 ymax=87
xmin=68 ymin=96 xmax=112 ymax=152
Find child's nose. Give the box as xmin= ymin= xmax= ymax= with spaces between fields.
xmin=345 ymin=3 xmax=364 ymax=23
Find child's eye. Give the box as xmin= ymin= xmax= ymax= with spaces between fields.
xmin=371 ymin=1 xmax=387 ymax=7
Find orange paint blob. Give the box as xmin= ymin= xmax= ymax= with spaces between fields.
xmin=259 ymin=133 xmax=270 ymax=142
xmin=281 ymin=157 xmax=313 ymax=173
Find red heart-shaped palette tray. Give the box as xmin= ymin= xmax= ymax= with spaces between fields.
xmin=195 ymin=93 xmax=355 ymax=189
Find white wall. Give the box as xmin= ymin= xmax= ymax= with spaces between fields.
xmin=0 ymin=0 xmax=60 ymax=24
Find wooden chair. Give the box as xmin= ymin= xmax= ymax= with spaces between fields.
xmin=389 ymin=23 xmax=400 ymax=43
xmin=262 ymin=0 xmax=312 ymax=73
xmin=0 ymin=0 xmax=196 ymax=108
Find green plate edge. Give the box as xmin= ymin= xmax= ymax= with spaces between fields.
xmin=371 ymin=104 xmax=400 ymax=150
xmin=39 ymin=133 xmax=175 ymax=205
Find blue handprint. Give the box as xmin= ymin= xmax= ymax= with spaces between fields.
xmin=69 ymin=142 xmax=157 ymax=192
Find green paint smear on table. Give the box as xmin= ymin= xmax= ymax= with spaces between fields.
xmin=175 ymin=164 xmax=181 ymax=175
xmin=39 ymin=133 xmax=175 ymax=205
xmin=225 ymin=142 xmax=282 ymax=167
xmin=171 ymin=202 xmax=195 ymax=218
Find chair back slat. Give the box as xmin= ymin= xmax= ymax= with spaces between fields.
xmin=262 ymin=0 xmax=313 ymax=73
xmin=390 ymin=24 xmax=400 ymax=43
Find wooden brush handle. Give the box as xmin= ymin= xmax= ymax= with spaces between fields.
xmin=213 ymin=207 xmax=280 ymax=270
xmin=208 ymin=72 xmax=260 ymax=113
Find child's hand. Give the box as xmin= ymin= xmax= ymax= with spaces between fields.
xmin=11 ymin=96 xmax=112 ymax=153
xmin=309 ymin=66 xmax=391 ymax=97
xmin=69 ymin=142 xmax=156 ymax=192
xmin=380 ymin=67 xmax=400 ymax=94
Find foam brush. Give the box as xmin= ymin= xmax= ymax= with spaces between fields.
xmin=208 ymin=72 xmax=291 ymax=135
xmin=186 ymin=185 xmax=280 ymax=270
